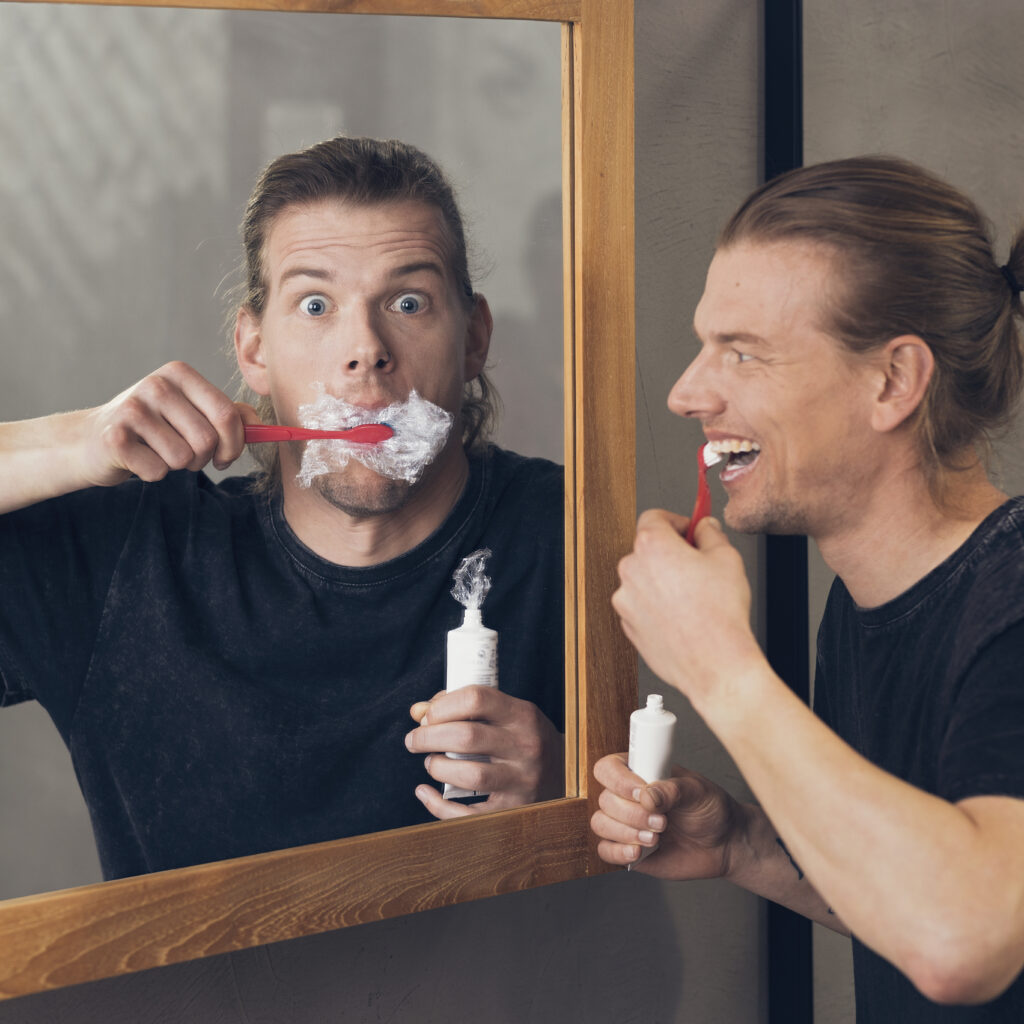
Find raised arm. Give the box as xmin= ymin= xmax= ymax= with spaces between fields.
xmin=0 ymin=361 xmax=257 ymax=514
xmin=606 ymin=511 xmax=1024 ymax=1005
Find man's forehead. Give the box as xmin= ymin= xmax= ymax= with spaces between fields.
xmin=694 ymin=240 xmax=837 ymax=343
xmin=264 ymin=199 xmax=454 ymax=272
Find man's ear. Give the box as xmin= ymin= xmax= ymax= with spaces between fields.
xmin=234 ymin=307 xmax=271 ymax=397
xmin=870 ymin=335 xmax=934 ymax=434
xmin=464 ymin=295 xmax=493 ymax=381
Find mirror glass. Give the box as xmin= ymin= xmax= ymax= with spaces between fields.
xmin=0 ymin=2 xmax=563 ymax=899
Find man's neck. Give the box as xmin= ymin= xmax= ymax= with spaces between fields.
xmin=279 ymin=445 xmax=472 ymax=567
xmin=815 ymin=458 xmax=1008 ymax=609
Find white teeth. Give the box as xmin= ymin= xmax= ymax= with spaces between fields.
xmin=707 ymin=439 xmax=761 ymax=456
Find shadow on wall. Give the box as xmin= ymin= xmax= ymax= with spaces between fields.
xmin=0 ymin=873 xmax=685 ymax=1023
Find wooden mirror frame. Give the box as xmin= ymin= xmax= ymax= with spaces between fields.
xmin=0 ymin=0 xmax=635 ymax=1000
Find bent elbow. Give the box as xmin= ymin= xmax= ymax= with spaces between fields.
xmin=905 ymin=941 xmax=1023 ymax=1006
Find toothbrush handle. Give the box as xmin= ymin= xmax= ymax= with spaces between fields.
xmin=244 ymin=424 xmax=393 ymax=443
xmin=244 ymin=426 xmax=317 ymax=442
xmin=684 ymin=450 xmax=711 ymax=546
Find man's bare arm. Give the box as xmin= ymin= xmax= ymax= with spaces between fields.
xmin=0 ymin=362 xmax=255 ymax=514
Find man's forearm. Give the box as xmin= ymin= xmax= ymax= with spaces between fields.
xmin=697 ymin=664 xmax=1024 ymax=1003
xmin=728 ymin=799 xmax=849 ymax=933
xmin=0 ymin=412 xmax=95 ymax=514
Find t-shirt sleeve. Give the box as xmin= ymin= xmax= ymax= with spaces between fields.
xmin=938 ymin=617 xmax=1024 ymax=803
xmin=0 ymin=484 xmax=141 ymax=732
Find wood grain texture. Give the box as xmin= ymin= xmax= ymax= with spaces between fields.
xmin=18 ymin=0 xmax=581 ymax=20
xmin=561 ymin=21 xmax=581 ymax=801
xmin=0 ymin=800 xmax=590 ymax=999
xmin=0 ymin=0 xmax=635 ymax=998
xmin=573 ymin=0 xmax=637 ymax=854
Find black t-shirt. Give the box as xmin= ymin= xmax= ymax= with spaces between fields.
xmin=815 ymin=497 xmax=1024 ymax=1022
xmin=0 ymin=445 xmax=564 ymax=880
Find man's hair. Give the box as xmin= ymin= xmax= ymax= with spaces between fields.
xmin=232 ymin=136 xmax=499 ymax=487
xmin=720 ymin=155 xmax=1024 ymax=495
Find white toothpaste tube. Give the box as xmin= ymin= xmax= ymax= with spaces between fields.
xmin=627 ymin=694 xmax=677 ymax=868
xmin=628 ymin=693 xmax=677 ymax=784
xmin=443 ymin=549 xmax=498 ymax=800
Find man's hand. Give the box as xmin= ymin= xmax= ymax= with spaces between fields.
xmin=405 ymin=687 xmax=564 ymax=819
xmin=612 ymin=511 xmax=762 ymax=711
xmin=78 ymin=361 xmax=259 ymax=488
xmin=590 ymin=751 xmax=747 ymax=879
xmin=1 ymin=361 xmax=261 ymax=514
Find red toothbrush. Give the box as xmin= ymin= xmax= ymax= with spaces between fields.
xmin=244 ymin=423 xmax=394 ymax=444
xmin=684 ymin=443 xmax=722 ymax=546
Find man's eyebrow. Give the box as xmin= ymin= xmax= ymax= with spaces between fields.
xmin=278 ymin=266 xmax=334 ymax=287
xmin=719 ymin=331 xmax=769 ymax=345
xmin=692 ymin=324 xmax=770 ymax=346
xmin=390 ymin=260 xmax=447 ymax=281
xmin=276 ymin=261 xmax=447 ymax=289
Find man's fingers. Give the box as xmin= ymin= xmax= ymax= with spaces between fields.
xmin=693 ymin=515 xmax=728 ymax=549
xmin=420 ymin=685 xmax=520 ymax=725
xmin=407 ymin=720 xmax=504 ymax=759
xmin=96 ymin=363 xmax=247 ymax=478
xmin=143 ymin=362 xmax=246 ymax=470
xmin=592 ymin=752 xmax=650 ymax=800
xmin=595 ymin=837 xmax=643 ymax=867
xmin=409 ymin=700 xmax=432 ymax=724
xmin=414 ymin=784 xmax=473 ymax=820
xmin=636 ymin=507 xmax=689 ymax=534
xmin=597 ymin=786 xmax=667 ymax=833
xmin=422 ymin=753 xmax=495 ymax=791
xmin=591 ymin=808 xmax=660 ymax=848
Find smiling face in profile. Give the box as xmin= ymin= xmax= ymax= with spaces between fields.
xmin=669 ymin=240 xmax=883 ymax=541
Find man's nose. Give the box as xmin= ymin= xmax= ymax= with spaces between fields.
xmin=667 ymin=349 xmax=724 ymax=419
xmin=342 ymin=311 xmax=392 ymax=373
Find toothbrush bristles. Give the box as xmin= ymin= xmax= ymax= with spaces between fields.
xmin=702 ymin=443 xmax=723 ymax=467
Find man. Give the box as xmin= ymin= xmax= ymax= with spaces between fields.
xmin=0 ymin=136 xmax=564 ymax=880
xmin=591 ymin=156 xmax=1024 ymax=1020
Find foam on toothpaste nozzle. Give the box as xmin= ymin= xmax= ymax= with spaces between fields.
xmin=451 ymin=547 xmax=493 ymax=612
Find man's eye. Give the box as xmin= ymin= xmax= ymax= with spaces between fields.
xmin=390 ymin=293 xmax=424 ymax=315
xmin=300 ymin=295 xmax=329 ymax=317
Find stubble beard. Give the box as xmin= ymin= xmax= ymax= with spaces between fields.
xmin=313 ymin=472 xmax=413 ymax=518
xmin=724 ymin=492 xmax=813 ymax=537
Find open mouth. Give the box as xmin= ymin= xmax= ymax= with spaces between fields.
xmin=707 ymin=438 xmax=761 ymax=477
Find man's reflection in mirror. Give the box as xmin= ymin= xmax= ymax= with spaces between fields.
xmin=0 ymin=136 xmax=564 ymax=880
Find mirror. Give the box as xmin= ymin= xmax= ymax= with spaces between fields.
xmin=0 ymin=1 xmax=564 ymax=900
xmin=0 ymin=0 xmax=635 ymax=1002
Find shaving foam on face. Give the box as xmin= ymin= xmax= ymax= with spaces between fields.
xmin=444 ymin=548 xmax=498 ymax=799
xmin=295 ymin=384 xmax=453 ymax=488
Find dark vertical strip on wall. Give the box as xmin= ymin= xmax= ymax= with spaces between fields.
xmin=763 ymin=1 xmax=814 ymax=1023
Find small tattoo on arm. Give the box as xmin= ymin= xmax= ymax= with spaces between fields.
xmin=775 ymin=837 xmax=804 ymax=881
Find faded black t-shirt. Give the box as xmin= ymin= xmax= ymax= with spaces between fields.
xmin=0 ymin=445 xmax=564 ymax=879
xmin=815 ymin=496 xmax=1024 ymax=1023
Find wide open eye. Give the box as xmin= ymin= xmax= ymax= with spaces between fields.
xmin=299 ymin=294 xmax=329 ymax=317
xmin=389 ymin=293 xmax=424 ymax=315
